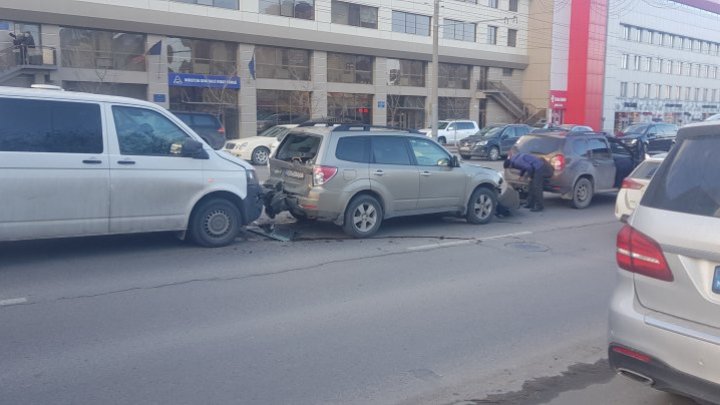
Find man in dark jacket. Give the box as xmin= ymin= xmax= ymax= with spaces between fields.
xmin=505 ymin=153 xmax=553 ymax=212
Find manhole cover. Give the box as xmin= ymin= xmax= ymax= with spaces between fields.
xmin=505 ymin=241 xmax=549 ymax=252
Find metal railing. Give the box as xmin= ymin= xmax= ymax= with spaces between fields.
xmin=0 ymin=45 xmax=57 ymax=71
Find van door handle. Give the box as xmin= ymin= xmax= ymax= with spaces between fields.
xmin=373 ymin=169 xmax=384 ymax=176
xmin=82 ymin=159 xmax=102 ymax=164
xmin=118 ymin=160 xmax=136 ymax=165
xmin=421 ymin=171 xmax=432 ymax=176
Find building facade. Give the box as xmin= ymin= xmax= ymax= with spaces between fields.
xmin=546 ymin=0 xmax=720 ymax=132
xmin=0 ymin=0 xmax=545 ymax=138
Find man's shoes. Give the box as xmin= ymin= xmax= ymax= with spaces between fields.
xmin=530 ymin=206 xmax=544 ymax=212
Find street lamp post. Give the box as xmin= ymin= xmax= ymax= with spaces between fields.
xmin=431 ymin=0 xmax=440 ymax=141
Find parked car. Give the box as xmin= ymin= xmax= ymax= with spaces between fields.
xmin=0 ymin=86 xmax=263 ymax=247
xmin=225 ymin=124 xmax=297 ymax=165
xmin=170 ymin=111 xmax=226 ymax=150
xmin=263 ymin=124 xmax=504 ymax=238
xmin=419 ymin=119 xmax=479 ymax=145
xmin=608 ymin=120 xmax=720 ymax=404
xmin=616 ymin=122 xmax=678 ymax=157
xmin=533 ymin=124 xmax=593 ymax=133
xmin=614 ymin=154 xmax=666 ymax=221
xmin=256 ymin=112 xmax=308 ymax=133
xmin=704 ymin=113 xmax=720 ymax=121
xmin=457 ymin=124 xmax=533 ymax=161
xmin=504 ymin=131 xmax=636 ymax=208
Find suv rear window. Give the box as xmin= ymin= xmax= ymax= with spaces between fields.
xmin=275 ymin=133 xmax=322 ymax=164
xmin=193 ymin=115 xmax=221 ymax=128
xmin=643 ymin=135 xmax=720 ymax=218
xmin=631 ymin=160 xmax=661 ymax=180
xmin=514 ymin=135 xmax=563 ymax=155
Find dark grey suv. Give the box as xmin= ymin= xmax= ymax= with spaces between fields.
xmin=504 ymin=131 xmax=636 ymax=208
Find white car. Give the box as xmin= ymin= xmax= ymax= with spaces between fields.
xmin=705 ymin=113 xmax=720 ymax=121
xmin=419 ymin=120 xmax=479 ymax=145
xmin=0 ymin=85 xmax=263 ymax=247
xmin=614 ymin=154 xmax=666 ymax=221
xmin=225 ymin=124 xmax=297 ymax=165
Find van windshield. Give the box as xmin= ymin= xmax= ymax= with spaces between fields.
xmin=275 ymin=133 xmax=322 ymax=164
xmin=437 ymin=121 xmax=450 ymax=130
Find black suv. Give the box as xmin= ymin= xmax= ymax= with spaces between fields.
xmin=458 ymin=124 xmax=532 ymax=161
xmin=171 ymin=111 xmax=226 ymax=150
xmin=504 ymin=131 xmax=636 ymax=208
xmin=617 ymin=123 xmax=678 ymax=158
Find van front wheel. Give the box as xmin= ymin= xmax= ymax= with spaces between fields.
xmin=189 ymin=198 xmax=241 ymax=247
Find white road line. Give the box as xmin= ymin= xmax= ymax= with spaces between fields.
xmin=406 ymin=231 xmax=533 ymax=252
xmin=0 ymin=297 xmax=28 ymax=307
xmin=407 ymin=240 xmax=475 ymax=252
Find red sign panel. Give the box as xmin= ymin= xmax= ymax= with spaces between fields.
xmin=549 ymin=90 xmax=568 ymax=109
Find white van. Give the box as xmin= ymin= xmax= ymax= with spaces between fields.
xmin=0 ymin=86 xmax=263 ymax=247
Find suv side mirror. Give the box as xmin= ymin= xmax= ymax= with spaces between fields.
xmin=182 ymin=139 xmax=210 ymax=159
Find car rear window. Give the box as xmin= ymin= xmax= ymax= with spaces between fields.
xmin=275 ymin=133 xmax=322 ymax=164
xmin=514 ymin=135 xmax=563 ymax=155
xmin=174 ymin=113 xmax=193 ymax=126
xmin=630 ymin=160 xmax=661 ymax=180
xmin=336 ymin=136 xmax=370 ymax=163
xmin=642 ymin=135 xmax=720 ymax=218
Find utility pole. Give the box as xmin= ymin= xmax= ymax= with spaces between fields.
xmin=431 ymin=0 xmax=439 ymax=141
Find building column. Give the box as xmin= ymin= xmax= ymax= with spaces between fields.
xmin=373 ymin=57 xmax=387 ymax=126
xmin=425 ymin=61 xmax=435 ymax=125
xmin=238 ymin=44 xmax=257 ymax=138
xmin=41 ymin=25 xmax=60 ymax=85
xmin=311 ymin=50 xmax=328 ymax=119
xmin=469 ymin=66 xmax=481 ymax=123
xmin=146 ymin=34 xmax=168 ymax=108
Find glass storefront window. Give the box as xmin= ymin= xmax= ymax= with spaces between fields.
xmin=327 ymin=53 xmax=373 ymax=84
xmin=170 ymin=86 xmax=239 ymax=138
xmin=438 ymin=97 xmax=470 ymax=120
xmin=256 ymin=89 xmax=311 ymax=131
xmin=327 ymin=93 xmax=373 ymax=124
xmin=259 ymin=0 xmax=315 ymax=20
xmin=386 ymin=95 xmax=425 ymax=129
xmin=167 ymin=37 xmax=237 ymax=75
xmin=60 ymin=28 xmax=145 ymax=71
xmin=0 ymin=21 xmax=40 ymax=49
xmin=255 ymin=46 xmax=310 ymax=80
xmin=387 ymin=58 xmax=425 ymax=87
xmin=438 ymin=63 xmax=470 ymax=89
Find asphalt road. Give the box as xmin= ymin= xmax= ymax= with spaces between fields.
xmin=0 ymin=158 xmax=696 ymax=405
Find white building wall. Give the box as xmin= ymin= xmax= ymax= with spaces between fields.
xmin=603 ymin=0 xmax=720 ymax=132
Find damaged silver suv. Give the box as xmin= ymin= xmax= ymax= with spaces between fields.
xmin=263 ymin=123 xmax=504 ymax=238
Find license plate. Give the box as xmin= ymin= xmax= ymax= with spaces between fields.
xmin=284 ymin=169 xmax=304 ymax=180
xmin=713 ymin=267 xmax=720 ymax=294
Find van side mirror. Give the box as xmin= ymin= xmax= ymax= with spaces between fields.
xmin=182 ymin=139 xmax=210 ymax=159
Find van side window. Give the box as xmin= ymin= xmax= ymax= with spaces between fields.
xmin=0 ymin=98 xmax=102 ymax=154
xmin=113 ymin=106 xmax=191 ymax=156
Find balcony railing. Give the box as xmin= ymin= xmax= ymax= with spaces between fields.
xmin=0 ymin=45 xmax=57 ymax=72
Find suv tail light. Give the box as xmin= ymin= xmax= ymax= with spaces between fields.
xmin=550 ymin=154 xmax=565 ymax=171
xmin=616 ymin=225 xmax=673 ymax=281
xmin=218 ymin=126 xmax=226 ymax=135
xmin=621 ymin=178 xmax=644 ymax=190
xmin=313 ymin=165 xmax=338 ymax=186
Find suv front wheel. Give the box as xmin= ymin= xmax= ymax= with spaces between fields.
xmin=343 ymin=195 xmax=383 ymax=238
xmin=466 ymin=187 xmax=496 ymax=224
xmin=571 ymin=177 xmax=594 ymax=209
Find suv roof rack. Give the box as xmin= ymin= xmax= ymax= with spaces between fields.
xmin=297 ymin=118 xmax=363 ymax=127
xmin=331 ymin=124 xmax=422 ymax=134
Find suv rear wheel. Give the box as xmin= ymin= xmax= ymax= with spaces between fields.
xmin=343 ymin=195 xmax=383 ymax=238
xmin=488 ymin=146 xmax=501 ymax=161
xmin=466 ymin=187 xmax=496 ymax=224
xmin=571 ymin=177 xmax=593 ymax=209
xmin=189 ymin=198 xmax=241 ymax=247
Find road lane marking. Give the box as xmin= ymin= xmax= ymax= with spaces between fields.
xmin=0 ymin=297 xmax=28 ymax=307
xmin=406 ymin=231 xmax=533 ymax=252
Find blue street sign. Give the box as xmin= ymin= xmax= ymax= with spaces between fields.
xmin=168 ymin=73 xmax=241 ymax=89
xmin=153 ymin=94 xmax=166 ymax=103
xmin=377 ymin=100 xmax=386 ymax=109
